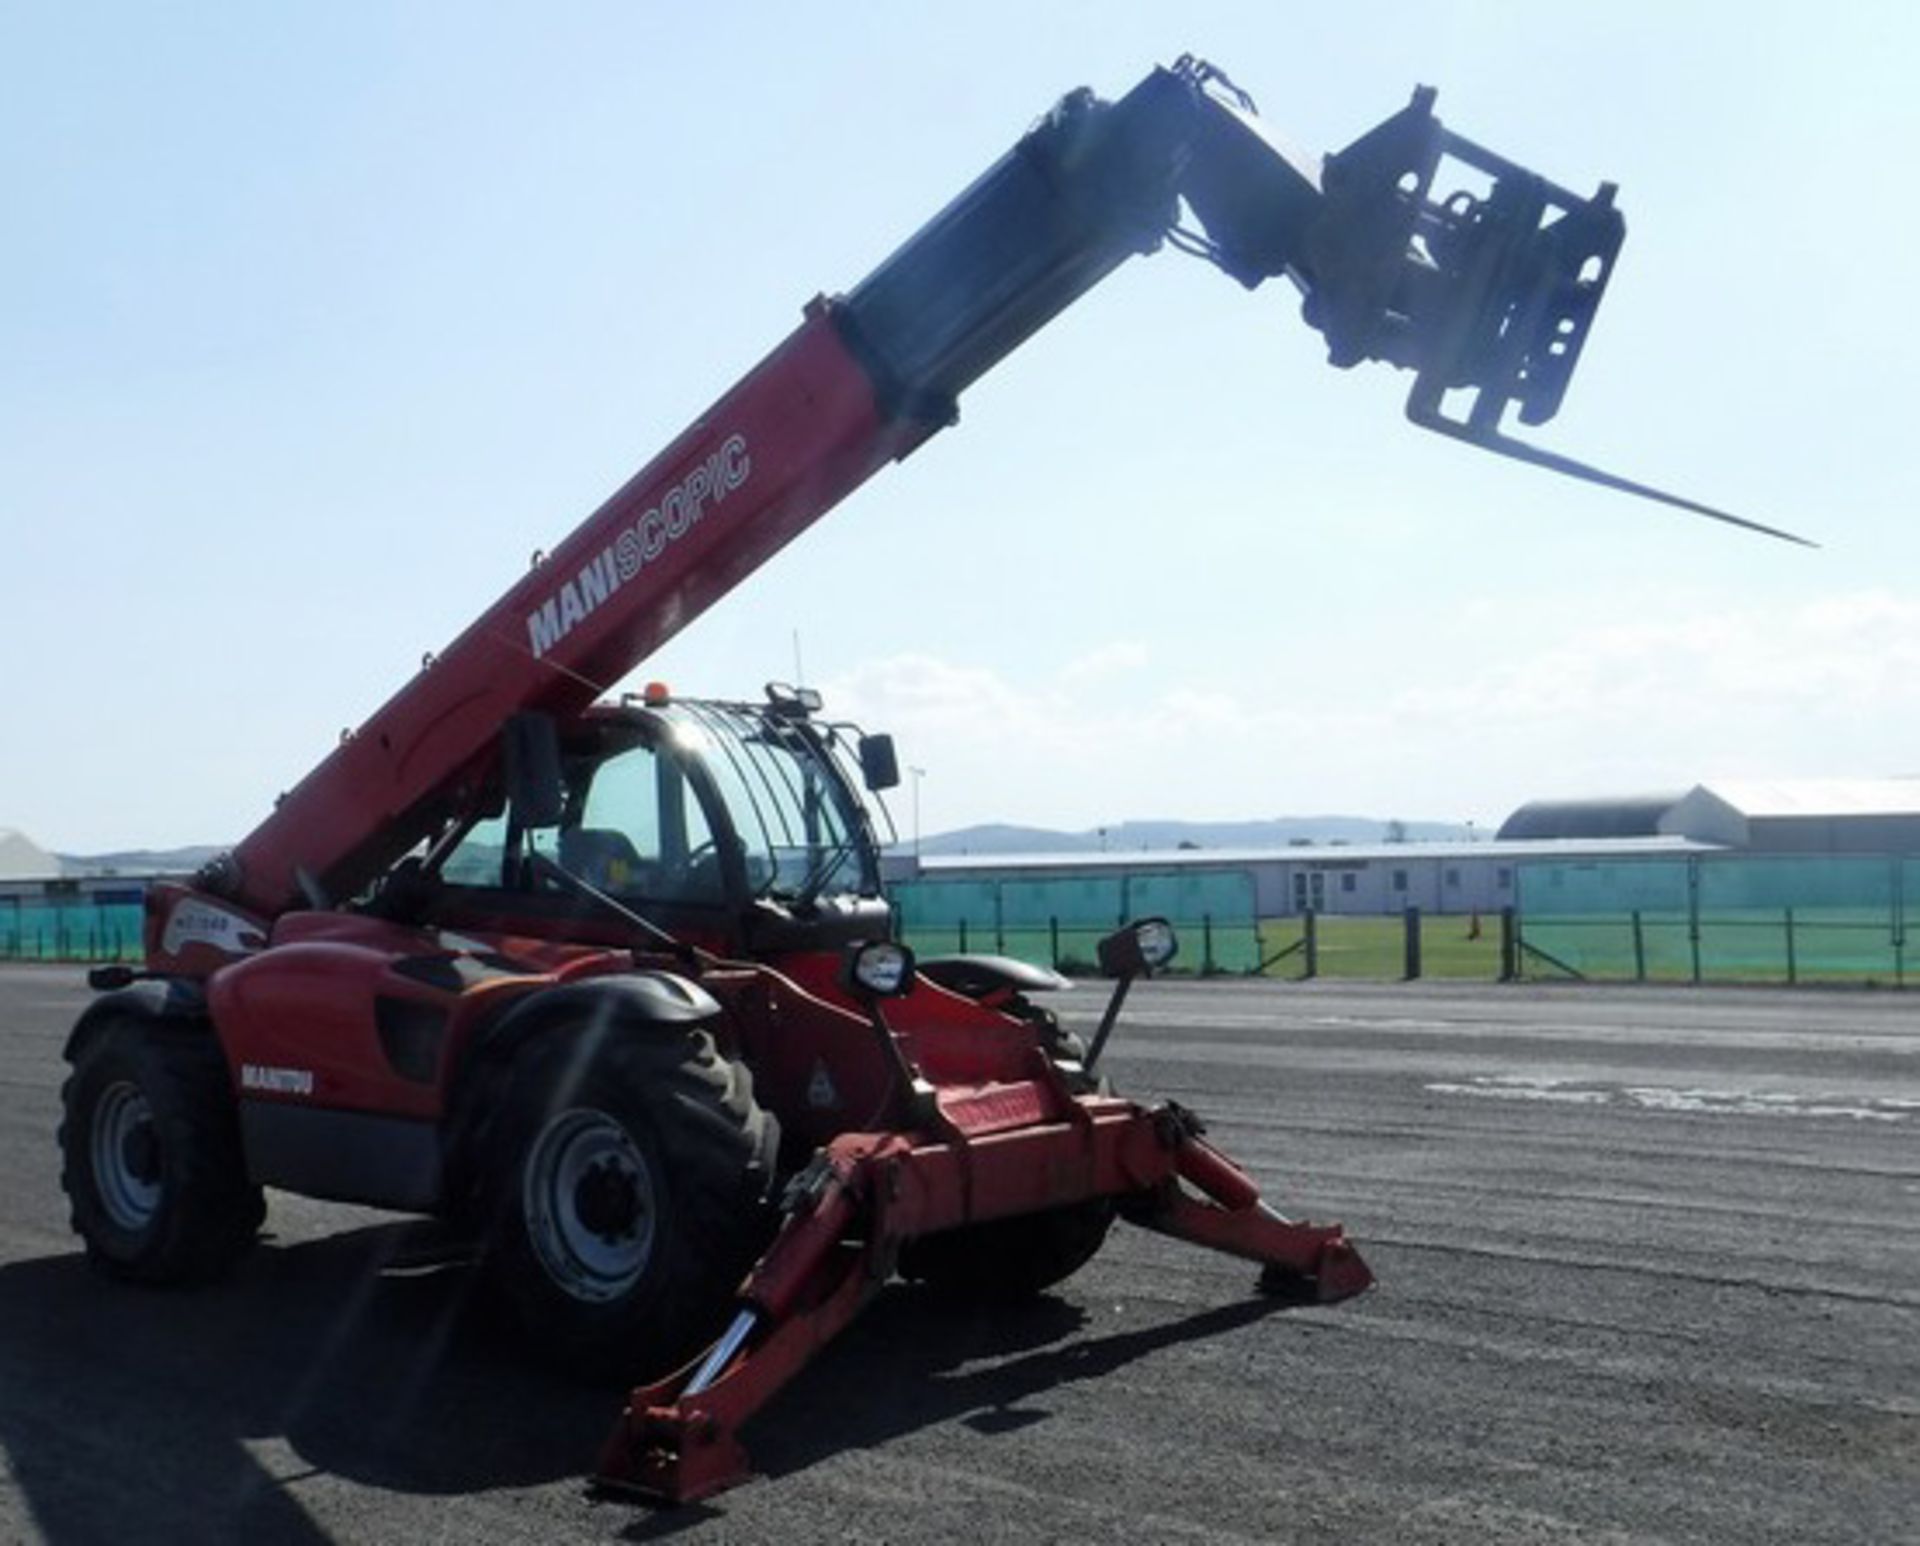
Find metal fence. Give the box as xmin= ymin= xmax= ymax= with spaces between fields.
xmin=1257 ymin=909 xmax=1506 ymax=981
xmin=901 ymin=854 xmax=1920 ymax=986
xmin=1517 ymin=855 xmax=1917 ymax=984
xmin=891 ymin=868 xmax=1261 ymax=974
xmin=0 ymin=895 xmax=144 ymax=962
xmin=12 ymin=855 xmax=1918 ymax=986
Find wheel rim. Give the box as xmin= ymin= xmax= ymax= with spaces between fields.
xmin=91 ymin=1080 xmax=162 ymax=1232
xmin=521 ymin=1108 xmax=657 ymax=1303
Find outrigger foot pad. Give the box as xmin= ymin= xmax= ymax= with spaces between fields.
xmin=1258 ymin=1234 xmax=1373 ymax=1304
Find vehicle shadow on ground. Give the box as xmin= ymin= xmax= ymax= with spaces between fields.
xmin=0 ymin=1225 xmax=1298 ymax=1543
xmin=617 ymin=1281 xmax=1295 ymax=1539
xmin=0 ymin=1222 xmax=612 ymax=1544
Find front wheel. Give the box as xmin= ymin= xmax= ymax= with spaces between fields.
xmin=898 ymin=1196 xmax=1115 ymax=1300
xmin=480 ymin=1026 xmax=779 ymax=1383
xmin=897 ymin=1000 xmax=1115 ymax=1298
xmin=59 ymin=1019 xmax=264 ymax=1284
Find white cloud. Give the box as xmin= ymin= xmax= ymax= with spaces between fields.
xmin=1058 ymin=641 xmax=1150 ymax=683
xmin=821 ymin=590 xmax=1920 ymax=835
xmin=1391 ymin=588 xmax=1920 ymax=730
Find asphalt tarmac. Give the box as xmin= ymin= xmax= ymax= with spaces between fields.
xmin=1 ymin=965 xmax=1914 ymax=1543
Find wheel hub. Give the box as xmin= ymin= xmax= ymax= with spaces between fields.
xmin=522 ymin=1108 xmax=658 ymax=1303
xmin=121 ymin=1123 xmax=160 ymax=1183
xmin=574 ymin=1157 xmax=642 ymax=1242
xmin=91 ymin=1080 xmax=163 ymax=1232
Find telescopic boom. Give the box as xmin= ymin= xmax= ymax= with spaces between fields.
xmin=208 ymin=56 xmax=1697 ymax=918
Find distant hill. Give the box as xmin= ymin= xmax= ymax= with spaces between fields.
xmin=45 ymin=817 xmax=1473 ymax=877
xmin=914 ymin=824 xmax=1102 ymax=856
xmin=56 ymin=844 xmax=225 ymax=878
xmin=0 ymin=829 xmax=61 ymax=881
xmin=908 ymin=816 xmax=1473 ymax=857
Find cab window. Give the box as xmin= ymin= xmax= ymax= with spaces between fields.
xmin=439 ymin=740 xmax=723 ymax=906
xmin=560 ymin=741 xmax=721 ymax=904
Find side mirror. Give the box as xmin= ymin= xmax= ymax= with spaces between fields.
xmin=858 ymin=733 xmax=901 ymax=792
xmin=502 ymin=713 xmax=565 ymax=829
xmin=1097 ymin=917 xmax=1178 ymax=979
xmin=1081 ymin=918 xmax=1176 ymax=1078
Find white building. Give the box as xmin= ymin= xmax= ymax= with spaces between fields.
xmin=1500 ymin=779 xmax=1920 ymax=854
xmin=907 ymin=835 xmax=1710 ymax=918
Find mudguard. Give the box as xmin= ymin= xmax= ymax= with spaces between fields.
xmin=916 ymin=954 xmax=1070 ymax=999
xmin=470 ymin=971 xmax=724 ymax=1065
xmin=62 ymin=978 xmax=213 ymax=1064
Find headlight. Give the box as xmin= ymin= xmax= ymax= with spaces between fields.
xmin=1134 ymin=918 xmax=1177 ymax=970
xmin=845 ymin=939 xmax=916 ymax=999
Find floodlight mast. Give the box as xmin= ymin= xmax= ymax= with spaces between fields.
xmin=196 ymin=56 xmax=1748 ymax=923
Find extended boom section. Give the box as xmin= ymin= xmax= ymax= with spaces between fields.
xmin=199 ymin=55 xmax=1634 ymax=928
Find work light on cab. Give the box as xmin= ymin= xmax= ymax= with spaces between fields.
xmin=765 ymin=682 xmax=823 ymax=717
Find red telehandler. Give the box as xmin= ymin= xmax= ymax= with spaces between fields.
xmin=55 ymin=57 xmax=1788 ymax=1503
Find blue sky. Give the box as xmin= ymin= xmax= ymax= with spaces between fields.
xmin=5 ymin=4 xmax=1918 ymax=852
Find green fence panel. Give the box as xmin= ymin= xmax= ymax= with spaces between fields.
xmin=1516 ymin=859 xmax=1689 ymax=978
xmin=888 ymin=878 xmax=999 ymax=956
xmin=0 ymin=900 xmax=145 ymax=962
xmin=891 ymin=868 xmax=1260 ymax=973
xmin=1516 ymin=854 xmax=1908 ymax=983
xmin=1517 ymin=859 xmax=1692 ymax=916
xmin=997 ymin=875 xmax=1121 ymax=927
xmin=1698 ymin=855 xmax=1894 ymax=912
xmin=1123 ymin=870 xmax=1259 ymax=972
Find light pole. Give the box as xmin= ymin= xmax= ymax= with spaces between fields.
xmin=908 ymin=766 xmax=926 ymax=859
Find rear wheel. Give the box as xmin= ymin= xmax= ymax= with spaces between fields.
xmin=59 ymin=1019 xmax=264 ymax=1283
xmin=481 ymin=1026 xmax=778 ymax=1383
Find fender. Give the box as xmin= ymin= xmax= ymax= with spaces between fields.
xmin=916 ymin=954 xmax=1071 ymax=1001
xmin=441 ymin=970 xmax=729 ymax=1208
xmin=470 ymin=970 xmax=723 ymax=1066
xmin=62 ymin=978 xmax=216 ymax=1066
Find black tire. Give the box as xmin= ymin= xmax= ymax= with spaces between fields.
xmin=59 ymin=1019 xmax=264 ymax=1284
xmin=1018 ymin=1002 xmax=1109 ymax=1097
xmin=897 ymin=998 xmax=1115 ymax=1299
xmin=898 ymin=1195 xmax=1115 ymax=1301
xmin=480 ymin=1025 xmax=779 ymax=1384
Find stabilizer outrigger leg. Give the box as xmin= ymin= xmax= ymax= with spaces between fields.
xmin=594 ymin=1098 xmax=1371 ymax=1505
xmin=1125 ymin=1104 xmax=1375 ymax=1303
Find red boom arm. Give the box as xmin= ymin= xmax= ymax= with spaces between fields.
xmin=221 ymin=306 xmax=928 ymax=915
xmin=196 ymin=57 xmax=1631 ymax=920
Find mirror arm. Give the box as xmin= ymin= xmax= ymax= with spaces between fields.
xmin=1083 ymin=972 xmax=1135 ymax=1076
